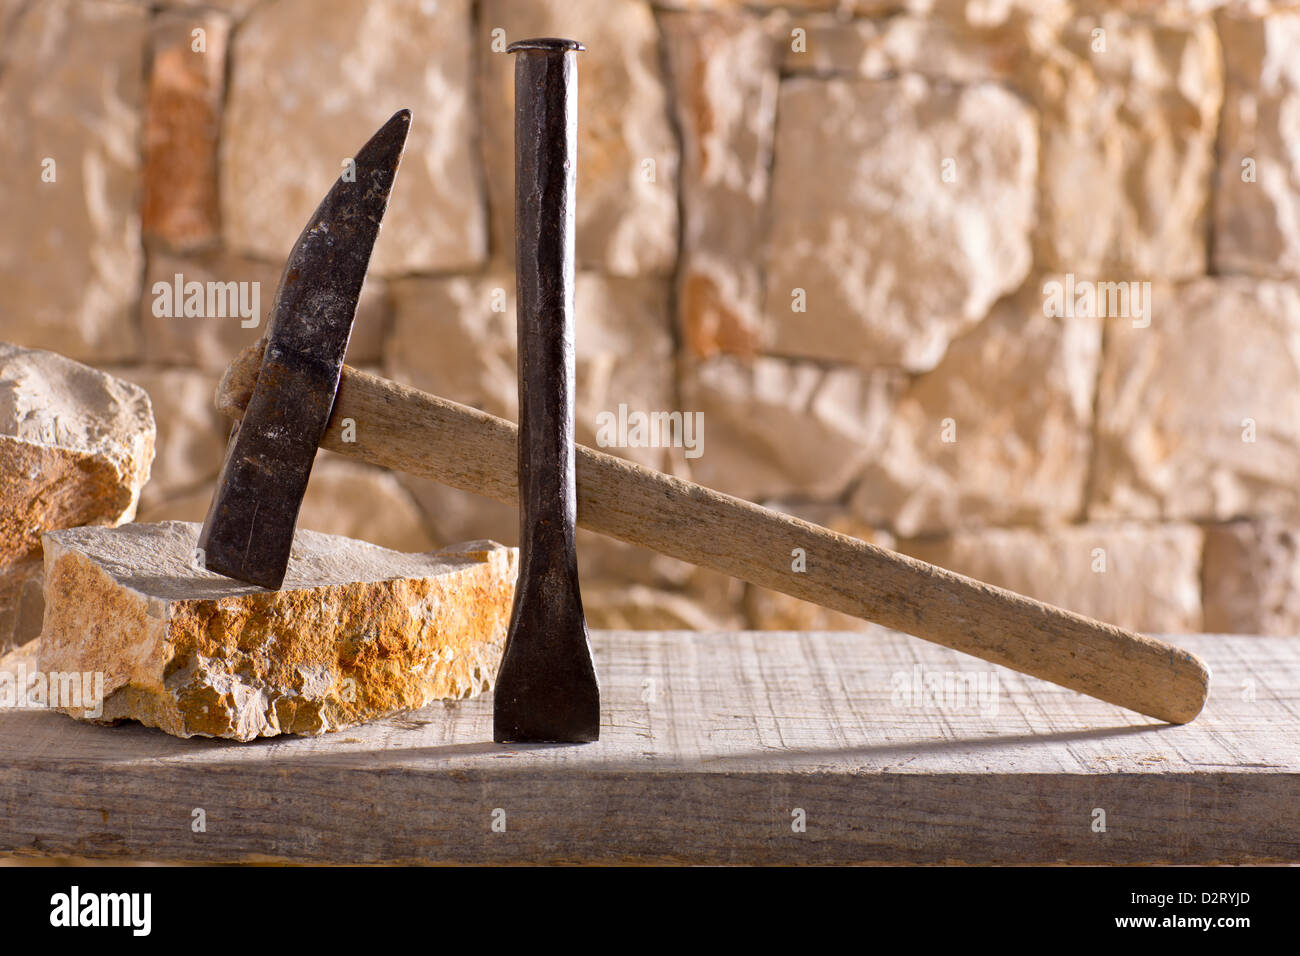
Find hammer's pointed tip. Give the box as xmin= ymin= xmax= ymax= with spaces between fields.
xmin=355 ymin=109 xmax=412 ymax=170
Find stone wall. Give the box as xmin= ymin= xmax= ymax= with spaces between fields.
xmin=3 ymin=0 xmax=1299 ymax=634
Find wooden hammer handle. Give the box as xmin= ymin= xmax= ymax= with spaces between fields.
xmin=218 ymin=348 xmax=1210 ymax=723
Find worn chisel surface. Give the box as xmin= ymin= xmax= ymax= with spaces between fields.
xmin=198 ymin=109 xmax=411 ymax=589
xmin=493 ymin=39 xmax=600 ymax=743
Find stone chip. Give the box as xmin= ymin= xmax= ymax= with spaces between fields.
xmin=37 ymin=522 xmax=518 ymax=741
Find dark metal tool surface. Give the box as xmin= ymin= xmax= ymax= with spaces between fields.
xmin=493 ymin=38 xmax=600 ymax=743
xmin=198 ymin=109 xmax=410 ymax=589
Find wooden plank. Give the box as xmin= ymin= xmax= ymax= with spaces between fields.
xmin=0 ymin=629 xmax=1296 ymax=864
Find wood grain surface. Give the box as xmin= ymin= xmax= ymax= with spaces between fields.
xmin=215 ymin=350 xmax=1210 ymax=725
xmin=1 ymin=630 xmax=1295 ymax=865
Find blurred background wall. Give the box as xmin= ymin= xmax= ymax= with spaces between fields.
xmin=3 ymin=0 xmax=1299 ymax=634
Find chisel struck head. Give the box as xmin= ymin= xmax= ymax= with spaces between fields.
xmin=197 ymin=109 xmax=411 ymax=589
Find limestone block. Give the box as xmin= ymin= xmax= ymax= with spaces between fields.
xmin=38 ymin=522 xmax=517 ymax=740
xmin=0 ymin=344 xmax=155 ymax=570
xmin=1214 ymin=12 xmax=1300 ymax=278
xmin=902 ymin=524 xmax=1204 ymax=634
xmin=762 ymin=75 xmax=1037 ymax=372
xmin=851 ymin=287 xmax=1100 ymax=536
xmin=661 ymin=9 xmax=779 ymax=357
xmin=1203 ymin=519 xmax=1300 ymax=635
xmin=0 ymin=0 xmax=147 ymax=360
xmin=141 ymin=8 xmax=229 ymax=251
xmin=1090 ymin=278 xmax=1300 ymax=521
xmin=0 ymin=559 xmax=44 ymax=656
xmin=221 ymin=0 xmax=484 ymax=275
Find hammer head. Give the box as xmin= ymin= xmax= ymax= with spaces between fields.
xmin=197 ymin=109 xmax=411 ymax=589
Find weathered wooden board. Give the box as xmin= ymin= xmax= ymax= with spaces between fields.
xmin=0 ymin=629 xmax=1296 ymax=864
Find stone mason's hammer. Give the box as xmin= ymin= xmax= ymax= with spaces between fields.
xmin=213 ymin=334 xmax=1210 ymax=725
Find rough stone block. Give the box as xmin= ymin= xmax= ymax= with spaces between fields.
xmin=1091 ymin=278 xmax=1300 ymax=521
xmin=0 ymin=0 xmax=147 ymax=360
xmin=762 ymin=74 xmax=1036 ymax=372
xmin=38 ymin=522 xmax=517 ymax=740
xmin=1203 ymin=519 xmax=1300 ymax=635
xmin=1214 ymin=11 xmax=1300 ymax=278
xmin=0 ymin=344 xmax=155 ymax=570
xmin=141 ymin=8 xmax=229 ymax=251
xmin=851 ymin=285 xmax=1100 ymax=536
xmin=221 ymin=0 xmax=485 ymax=275
xmin=902 ymin=523 xmax=1204 ymax=634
